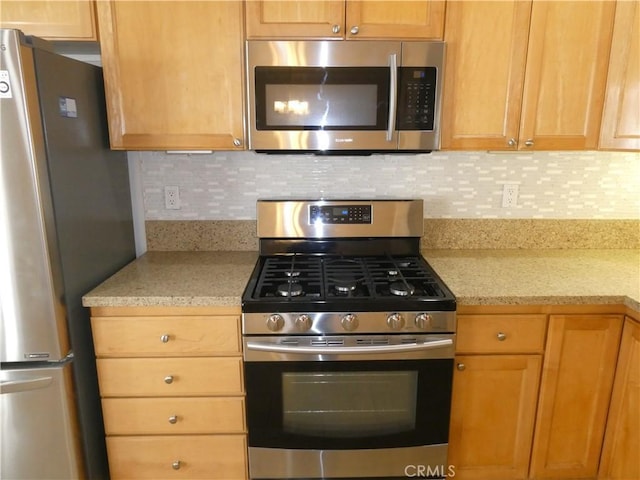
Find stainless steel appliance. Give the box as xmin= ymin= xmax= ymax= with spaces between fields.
xmin=247 ymin=40 xmax=445 ymax=153
xmin=242 ymin=199 xmax=456 ymax=479
xmin=0 ymin=29 xmax=135 ymax=479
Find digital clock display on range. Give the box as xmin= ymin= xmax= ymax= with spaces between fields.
xmin=309 ymin=205 xmax=372 ymax=224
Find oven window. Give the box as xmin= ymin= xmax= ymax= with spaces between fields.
xmin=283 ymin=371 xmax=417 ymax=437
xmin=245 ymin=359 xmax=453 ymax=450
xmin=255 ymin=67 xmax=389 ymax=131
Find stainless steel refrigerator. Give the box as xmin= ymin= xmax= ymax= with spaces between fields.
xmin=0 ymin=29 xmax=135 ymax=479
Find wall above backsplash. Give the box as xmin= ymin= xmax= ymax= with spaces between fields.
xmin=132 ymin=150 xmax=639 ymax=220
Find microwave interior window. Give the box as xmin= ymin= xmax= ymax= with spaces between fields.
xmin=282 ymin=371 xmax=418 ymax=438
xmin=255 ymin=67 xmax=389 ymax=130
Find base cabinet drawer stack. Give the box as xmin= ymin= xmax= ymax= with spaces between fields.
xmin=90 ymin=307 xmax=247 ymax=479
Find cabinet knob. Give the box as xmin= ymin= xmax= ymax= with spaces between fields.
xmin=524 ymin=139 xmax=534 ymax=147
xmin=350 ymin=26 xmax=359 ymax=35
xmin=508 ymin=138 xmax=517 ymax=147
xmin=233 ymin=138 xmax=242 ymax=147
xmin=332 ymin=24 xmax=341 ymax=34
xmin=497 ymin=332 xmax=507 ymax=341
xmin=160 ymin=334 xmax=170 ymax=343
xmin=457 ymin=363 xmax=466 ymax=371
xmin=164 ymin=375 xmax=174 ymax=384
xmin=168 ymin=415 xmax=178 ymax=424
xmin=172 ymin=460 xmax=181 ymax=470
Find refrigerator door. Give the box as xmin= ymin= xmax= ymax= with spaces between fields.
xmin=0 ymin=29 xmax=69 ymax=363
xmin=0 ymin=360 xmax=84 ymax=479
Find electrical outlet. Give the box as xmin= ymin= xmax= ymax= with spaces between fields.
xmin=164 ymin=185 xmax=180 ymax=210
xmin=501 ymin=184 xmax=519 ymax=207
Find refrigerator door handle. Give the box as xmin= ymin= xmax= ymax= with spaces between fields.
xmin=0 ymin=376 xmax=52 ymax=394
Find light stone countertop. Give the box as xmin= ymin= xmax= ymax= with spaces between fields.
xmin=83 ymin=249 xmax=640 ymax=311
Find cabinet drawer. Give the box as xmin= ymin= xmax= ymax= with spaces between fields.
xmin=106 ymin=434 xmax=247 ymax=479
xmin=91 ymin=316 xmax=241 ymax=356
xmin=102 ymin=397 xmax=245 ymax=435
xmin=457 ymin=315 xmax=547 ymax=353
xmin=97 ymin=357 xmax=243 ymax=396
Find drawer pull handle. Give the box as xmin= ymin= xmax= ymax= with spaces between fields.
xmin=160 ymin=334 xmax=170 ymax=343
xmin=496 ymin=332 xmax=507 ymax=341
xmin=172 ymin=460 xmax=181 ymax=470
xmin=168 ymin=415 xmax=178 ymax=424
xmin=457 ymin=363 xmax=466 ymax=371
xmin=164 ymin=375 xmax=174 ymax=384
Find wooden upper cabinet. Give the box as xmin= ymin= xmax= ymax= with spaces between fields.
xmin=0 ymin=0 xmax=97 ymax=41
xmin=245 ymin=0 xmax=444 ymax=40
xmin=520 ymin=1 xmax=615 ymax=150
xmin=441 ymin=1 xmax=616 ymax=151
xmin=600 ymin=1 xmax=640 ymax=151
xmin=245 ymin=0 xmax=344 ymax=38
xmin=441 ymin=1 xmax=531 ymax=150
xmin=345 ymin=1 xmax=444 ymax=39
xmin=96 ymin=1 xmax=245 ymax=150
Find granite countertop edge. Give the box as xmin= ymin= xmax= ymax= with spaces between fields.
xmin=82 ymin=249 xmax=640 ymax=311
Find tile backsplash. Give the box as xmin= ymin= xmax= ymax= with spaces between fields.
xmin=133 ymin=150 xmax=640 ymax=220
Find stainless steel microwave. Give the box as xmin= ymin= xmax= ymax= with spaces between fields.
xmin=246 ymin=40 xmax=445 ymax=154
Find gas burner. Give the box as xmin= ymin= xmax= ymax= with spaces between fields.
xmin=390 ymin=281 xmax=415 ymax=297
xmin=332 ymin=275 xmax=358 ymax=294
xmin=277 ymin=283 xmax=304 ymax=297
xmin=284 ymin=271 xmax=300 ymax=278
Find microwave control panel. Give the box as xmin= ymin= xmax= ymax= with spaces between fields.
xmin=309 ymin=205 xmax=372 ymax=224
xmin=397 ymin=67 xmax=437 ymax=131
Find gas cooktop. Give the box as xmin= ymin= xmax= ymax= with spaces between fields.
xmin=241 ymin=253 xmax=456 ymax=313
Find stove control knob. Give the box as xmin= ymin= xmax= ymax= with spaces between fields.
xmin=341 ymin=313 xmax=359 ymax=331
xmin=415 ymin=313 xmax=433 ymax=330
xmin=387 ymin=313 xmax=405 ymax=330
xmin=266 ymin=314 xmax=285 ymax=332
xmin=295 ymin=314 xmax=312 ymax=332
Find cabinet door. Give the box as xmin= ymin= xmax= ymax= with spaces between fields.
xmin=96 ymin=1 xmax=245 ymax=150
xmin=519 ymin=1 xmax=615 ymax=150
xmin=0 ymin=0 xmax=96 ymax=41
xmin=448 ymin=355 xmax=542 ymax=480
xmin=599 ymin=1 xmax=640 ymax=151
xmin=598 ymin=317 xmax=640 ymax=480
xmin=530 ymin=314 xmax=623 ymax=479
xmin=441 ymin=1 xmax=532 ymax=150
xmin=345 ymin=1 xmax=444 ymax=39
xmin=245 ymin=0 xmax=344 ymax=38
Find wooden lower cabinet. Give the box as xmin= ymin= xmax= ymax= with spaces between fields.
xmin=90 ymin=306 xmax=247 ymax=480
xmin=106 ymin=435 xmax=247 ymax=479
xmin=529 ymin=314 xmax=623 ymax=479
xmin=449 ymin=354 xmax=542 ymax=480
xmin=598 ymin=316 xmax=640 ymax=480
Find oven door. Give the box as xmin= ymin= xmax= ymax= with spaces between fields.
xmin=243 ymin=334 xmax=454 ymax=479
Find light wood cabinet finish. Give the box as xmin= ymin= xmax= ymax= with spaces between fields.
xmin=456 ymin=314 xmax=547 ymax=354
xmin=0 ymin=0 xmax=97 ymax=41
xmin=96 ymin=357 xmax=243 ymax=397
xmin=91 ymin=308 xmax=246 ymax=479
xmin=245 ymin=0 xmax=444 ymax=39
xmin=600 ymin=1 xmax=640 ymax=151
xmin=442 ymin=1 xmax=615 ymax=150
xmin=448 ymin=354 xmax=542 ymax=480
xmin=102 ymin=397 xmax=245 ymax=435
xmin=530 ymin=314 xmax=623 ymax=479
xmin=96 ymin=1 xmax=244 ymax=150
xmin=106 ymin=435 xmax=247 ymax=479
xmin=91 ymin=315 xmax=241 ymax=357
xmin=598 ymin=317 xmax=640 ymax=480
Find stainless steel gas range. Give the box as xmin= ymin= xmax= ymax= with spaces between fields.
xmin=241 ymin=199 xmax=456 ymax=480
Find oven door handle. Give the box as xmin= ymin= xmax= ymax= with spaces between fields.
xmin=245 ymin=338 xmax=453 ymax=355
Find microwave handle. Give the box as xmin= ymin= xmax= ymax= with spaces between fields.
xmin=387 ymin=53 xmax=397 ymax=142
